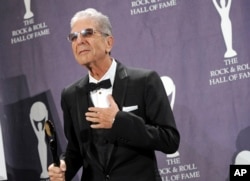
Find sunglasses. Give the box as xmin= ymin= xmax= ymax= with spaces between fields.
xmin=67 ymin=28 xmax=109 ymax=42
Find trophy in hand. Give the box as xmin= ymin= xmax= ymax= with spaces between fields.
xmin=44 ymin=120 xmax=60 ymax=167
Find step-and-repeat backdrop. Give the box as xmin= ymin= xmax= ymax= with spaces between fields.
xmin=0 ymin=0 xmax=250 ymax=180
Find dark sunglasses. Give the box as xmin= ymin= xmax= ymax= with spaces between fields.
xmin=67 ymin=28 xmax=109 ymax=42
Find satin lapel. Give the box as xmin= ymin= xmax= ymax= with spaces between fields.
xmin=76 ymin=77 xmax=103 ymax=171
xmin=76 ymin=77 xmax=91 ymax=143
xmin=106 ymin=62 xmax=128 ymax=171
xmin=112 ymin=62 xmax=128 ymax=110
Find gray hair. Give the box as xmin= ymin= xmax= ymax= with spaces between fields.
xmin=70 ymin=8 xmax=112 ymax=36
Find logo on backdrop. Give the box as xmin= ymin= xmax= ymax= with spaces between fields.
xmin=130 ymin=0 xmax=178 ymax=15
xmin=10 ymin=1 xmax=50 ymax=44
xmin=30 ymin=101 xmax=49 ymax=180
xmin=234 ymin=126 xmax=250 ymax=165
xmin=208 ymin=0 xmax=250 ymax=86
xmin=212 ymin=0 xmax=237 ymax=58
xmin=235 ymin=151 xmax=250 ymax=164
xmin=161 ymin=76 xmax=179 ymax=158
xmin=160 ymin=76 xmax=201 ymax=181
xmin=24 ymin=0 xmax=34 ymax=19
xmin=0 ymin=122 xmax=7 ymax=180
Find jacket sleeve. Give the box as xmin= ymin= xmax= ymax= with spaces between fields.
xmin=60 ymin=88 xmax=83 ymax=180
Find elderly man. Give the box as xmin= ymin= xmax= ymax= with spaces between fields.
xmin=48 ymin=8 xmax=180 ymax=181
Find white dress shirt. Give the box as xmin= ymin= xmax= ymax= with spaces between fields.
xmin=89 ymin=59 xmax=117 ymax=108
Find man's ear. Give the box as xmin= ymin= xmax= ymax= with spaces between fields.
xmin=105 ymin=35 xmax=114 ymax=54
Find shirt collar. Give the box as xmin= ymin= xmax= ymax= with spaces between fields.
xmin=89 ymin=58 xmax=117 ymax=86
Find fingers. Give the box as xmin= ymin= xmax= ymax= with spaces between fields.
xmin=60 ymin=160 xmax=66 ymax=171
xmin=48 ymin=160 xmax=66 ymax=181
xmin=85 ymin=95 xmax=118 ymax=129
xmin=85 ymin=110 xmax=110 ymax=128
xmin=85 ymin=111 xmax=100 ymax=125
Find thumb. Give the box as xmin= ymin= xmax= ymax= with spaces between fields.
xmin=60 ymin=160 xmax=67 ymax=171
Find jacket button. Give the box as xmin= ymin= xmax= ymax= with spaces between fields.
xmin=105 ymin=175 xmax=110 ymax=180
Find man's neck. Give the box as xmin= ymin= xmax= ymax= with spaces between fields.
xmin=87 ymin=57 xmax=113 ymax=80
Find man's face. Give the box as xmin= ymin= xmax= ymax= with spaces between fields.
xmin=70 ymin=18 xmax=110 ymax=66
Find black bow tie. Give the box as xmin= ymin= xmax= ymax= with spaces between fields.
xmin=87 ymin=79 xmax=112 ymax=92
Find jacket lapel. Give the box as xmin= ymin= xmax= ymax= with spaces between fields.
xmin=105 ymin=62 xmax=128 ymax=171
xmin=76 ymin=77 xmax=90 ymax=136
xmin=112 ymin=62 xmax=128 ymax=110
xmin=76 ymin=77 xmax=103 ymax=170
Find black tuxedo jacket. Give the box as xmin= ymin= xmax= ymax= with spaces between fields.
xmin=60 ymin=61 xmax=180 ymax=181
